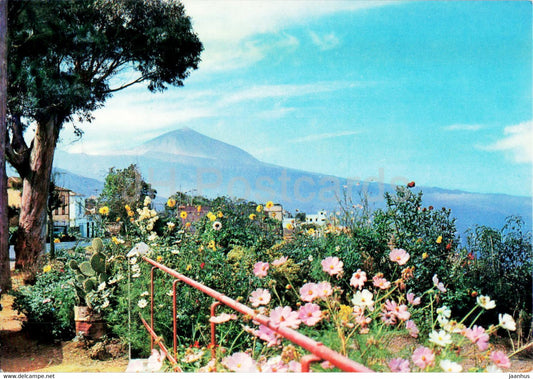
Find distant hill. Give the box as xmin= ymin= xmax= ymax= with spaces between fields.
xmin=53 ymin=127 xmax=532 ymax=237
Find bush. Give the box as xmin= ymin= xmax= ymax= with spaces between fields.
xmin=12 ymin=259 xmax=79 ymax=341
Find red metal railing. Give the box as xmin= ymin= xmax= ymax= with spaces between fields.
xmin=141 ymin=256 xmax=373 ymax=373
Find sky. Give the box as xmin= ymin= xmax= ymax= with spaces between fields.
xmin=59 ymin=0 xmax=533 ymax=198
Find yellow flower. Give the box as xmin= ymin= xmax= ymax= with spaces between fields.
xmin=339 ymin=305 xmax=353 ymax=323
xmin=99 ymin=206 xmax=109 ymax=216
xmin=207 ymin=212 xmax=216 ymax=222
xmin=256 ymin=204 xmax=263 ymax=213
xmin=436 ymin=236 xmax=443 ymax=244
xmin=208 ymin=240 xmax=216 ymax=251
xmin=43 ymin=264 xmax=52 ymax=273
xmin=197 ymin=205 xmax=202 ymax=212
xmin=186 ymin=264 xmax=192 ymax=271
xmin=125 ymin=204 xmax=131 ymax=212
xmin=286 ymin=223 xmax=294 ymax=230
xmin=422 ymin=252 xmax=429 ymax=260
xmin=116 ymin=217 xmax=121 ymax=222
xmin=127 ymin=210 xmax=135 ymax=217
xmin=249 ymin=213 xmax=256 ymax=220
xmin=185 ymin=222 xmax=191 ymax=228
xmin=307 ymin=228 xmax=315 ymax=236
xmin=156 ymin=256 xmax=163 ymax=262
xmin=217 ymin=211 xmax=224 ymax=218
xmin=266 ymin=201 xmax=274 ymax=209
xmin=167 ymin=198 xmax=176 ymax=208
xmin=112 ymin=236 xmax=119 ymax=245
xmin=180 ymin=211 xmax=188 ymax=219
xmin=53 ymin=238 xmax=61 ymax=244
xmin=130 ymin=217 xmax=135 ymax=223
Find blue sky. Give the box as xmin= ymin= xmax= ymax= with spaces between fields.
xmin=60 ymin=1 xmax=532 ymax=197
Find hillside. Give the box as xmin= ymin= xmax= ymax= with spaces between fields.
xmin=52 ymin=127 xmax=532 ymax=236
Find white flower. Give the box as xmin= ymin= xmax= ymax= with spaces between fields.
xmin=351 ymin=289 xmax=374 ymax=311
xmin=140 ymin=291 xmax=149 ymax=297
xmin=476 ymin=295 xmax=496 ymax=310
xmin=437 ymin=314 xmax=449 ymax=328
xmin=171 ymin=250 xmax=180 ymax=255
xmin=129 ymin=257 xmax=137 ymax=265
xmin=144 ymin=196 xmax=152 ymax=207
xmin=167 ymin=222 xmax=175 ymax=230
xmin=138 ymin=299 xmax=148 ymax=308
xmin=97 ymin=282 xmax=106 ymax=292
xmin=440 ymin=359 xmax=462 ymax=372
xmin=437 ymin=305 xmax=451 ymax=319
xmin=498 ymin=313 xmax=516 ymax=331
xmin=148 ymin=232 xmax=158 ymax=241
xmin=428 ymin=330 xmax=452 ymax=347
xmin=308 ymin=255 xmax=314 ymax=262
xmin=101 ymin=299 xmax=110 ymax=309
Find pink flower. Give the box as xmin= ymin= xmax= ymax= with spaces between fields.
xmin=209 ymin=313 xmax=237 ymax=324
xmin=465 ymin=325 xmax=489 ymax=351
xmin=412 ymin=346 xmax=435 ymax=369
xmin=432 ymin=274 xmax=447 ymax=293
xmin=272 ymin=256 xmax=288 ymax=267
xmin=381 ymin=311 xmax=397 ymax=325
xmin=253 ymin=325 xmax=281 ymax=347
xmin=321 ymin=361 xmax=335 ymax=369
xmin=407 ymin=292 xmax=421 ymax=306
xmin=222 ymin=352 xmax=258 ymax=372
xmin=394 ymin=304 xmax=411 ymax=321
xmin=253 ymin=262 xmax=269 ymax=278
xmin=288 ymin=361 xmax=302 ymax=372
xmin=249 ymin=288 xmax=271 ymax=308
xmin=389 ymin=248 xmax=410 ymax=265
xmin=372 ymin=274 xmax=391 ymax=290
xmin=261 ymin=356 xmax=288 ymax=373
xmin=321 ymin=256 xmax=344 ymax=276
xmin=300 ymin=283 xmax=319 ymax=302
xmin=490 ymin=350 xmax=511 ymax=369
xmin=269 ymin=306 xmax=301 ymax=329
xmin=298 ymin=303 xmax=322 ymax=326
xmin=406 ymin=320 xmax=419 ymax=338
xmin=349 ymin=269 xmax=367 ymax=289
xmin=316 ymin=281 xmax=333 ymax=298
xmin=388 ymin=358 xmax=410 ymax=372
xmin=147 ymin=349 xmax=166 ymax=372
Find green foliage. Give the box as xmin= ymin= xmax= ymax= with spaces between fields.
xmin=68 ymin=238 xmax=112 ymax=309
xmin=12 ymin=262 xmax=78 ymax=340
xmin=98 ymin=165 xmax=157 ymax=223
xmin=7 ymin=0 xmax=202 ymax=125
xmin=463 ymin=216 xmax=532 ymax=330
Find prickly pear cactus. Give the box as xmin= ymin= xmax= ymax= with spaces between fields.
xmin=68 ymin=237 xmax=111 ymax=308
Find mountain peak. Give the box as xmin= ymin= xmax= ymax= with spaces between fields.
xmin=130 ymin=127 xmax=259 ymax=164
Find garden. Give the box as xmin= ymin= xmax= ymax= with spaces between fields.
xmin=6 ymin=174 xmax=533 ymax=373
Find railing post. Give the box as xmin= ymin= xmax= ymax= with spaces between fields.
xmin=301 ymin=354 xmax=323 ymax=372
xmin=172 ymin=279 xmax=180 ymax=360
xmin=150 ymin=267 xmax=156 ymax=351
xmin=210 ymin=301 xmax=222 ymax=363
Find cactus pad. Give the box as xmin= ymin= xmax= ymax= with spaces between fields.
xmin=92 ymin=238 xmax=104 ymax=253
xmin=90 ymin=253 xmax=106 ymax=274
xmin=83 ymin=278 xmax=97 ymax=292
xmin=79 ymin=261 xmax=96 ymax=277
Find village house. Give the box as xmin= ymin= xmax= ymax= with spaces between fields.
xmin=7 ymin=177 xmax=96 ymax=239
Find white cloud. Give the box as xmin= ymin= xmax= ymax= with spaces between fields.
xmin=309 ymin=31 xmax=340 ymax=51
xmin=443 ymin=124 xmax=483 ymax=131
xmin=290 ymin=130 xmax=362 ymax=144
xmin=182 ymin=0 xmax=397 ymax=71
xmin=221 ymin=81 xmax=361 ymax=105
xmin=484 ymin=120 xmax=533 ymax=163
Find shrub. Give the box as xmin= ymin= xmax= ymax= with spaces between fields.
xmin=12 ymin=258 xmax=79 ymax=341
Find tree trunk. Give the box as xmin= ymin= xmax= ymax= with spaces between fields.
xmin=14 ymin=117 xmax=57 ymax=279
xmin=0 ymin=0 xmax=11 ymax=292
